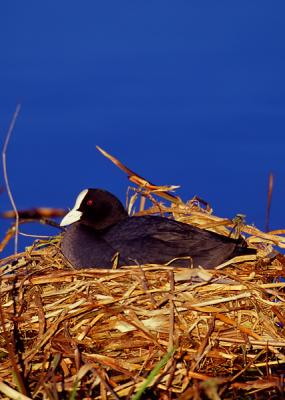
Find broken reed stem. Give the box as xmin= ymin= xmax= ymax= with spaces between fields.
xmin=265 ymin=172 xmax=274 ymax=232
xmin=2 ymin=104 xmax=21 ymax=254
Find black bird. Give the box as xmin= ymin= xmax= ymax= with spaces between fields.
xmin=60 ymin=189 xmax=256 ymax=269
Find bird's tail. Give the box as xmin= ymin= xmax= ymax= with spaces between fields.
xmin=235 ymin=245 xmax=257 ymax=257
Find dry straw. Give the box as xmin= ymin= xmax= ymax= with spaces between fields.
xmin=1 ymin=187 xmax=285 ymax=400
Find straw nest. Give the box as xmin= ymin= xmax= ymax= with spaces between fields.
xmin=1 ymin=194 xmax=285 ymax=400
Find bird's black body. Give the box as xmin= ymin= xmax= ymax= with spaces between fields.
xmin=60 ymin=189 xmax=256 ymax=269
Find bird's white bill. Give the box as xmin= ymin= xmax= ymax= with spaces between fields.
xmin=60 ymin=189 xmax=88 ymax=226
xmin=60 ymin=209 xmax=83 ymax=226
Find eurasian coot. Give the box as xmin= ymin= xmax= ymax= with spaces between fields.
xmin=60 ymin=189 xmax=256 ymax=268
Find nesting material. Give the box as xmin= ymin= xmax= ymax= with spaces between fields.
xmin=1 ymin=196 xmax=285 ymax=400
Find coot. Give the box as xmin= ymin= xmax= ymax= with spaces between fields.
xmin=60 ymin=189 xmax=256 ymax=268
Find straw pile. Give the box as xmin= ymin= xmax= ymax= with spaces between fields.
xmin=1 ymin=194 xmax=285 ymax=400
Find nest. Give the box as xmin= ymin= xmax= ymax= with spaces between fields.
xmin=1 ymin=195 xmax=285 ymax=400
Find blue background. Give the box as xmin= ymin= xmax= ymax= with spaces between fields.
xmin=0 ymin=2 xmax=285 ymax=253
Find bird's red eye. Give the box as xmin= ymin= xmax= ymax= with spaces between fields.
xmin=87 ymin=200 xmax=93 ymax=206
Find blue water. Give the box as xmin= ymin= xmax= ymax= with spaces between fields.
xmin=0 ymin=1 xmax=285 ymax=255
